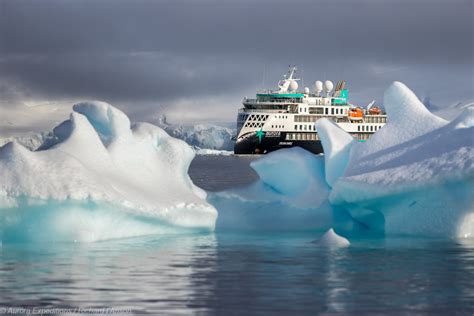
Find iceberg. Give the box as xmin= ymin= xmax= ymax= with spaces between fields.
xmin=209 ymin=147 xmax=357 ymax=232
xmin=317 ymin=82 xmax=474 ymax=238
xmin=0 ymin=101 xmax=217 ymax=243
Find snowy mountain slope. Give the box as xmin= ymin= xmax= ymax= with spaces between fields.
xmin=156 ymin=115 xmax=235 ymax=150
xmin=423 ymin=96 xmax=474 ymax=121
xmin=0 ymin=132 xmax=52 ymax=151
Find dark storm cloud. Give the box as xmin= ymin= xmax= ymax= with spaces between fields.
xmin=0 ymin=0 xmax=473 ymax=121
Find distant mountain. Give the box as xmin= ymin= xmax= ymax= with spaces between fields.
xmin=422 ymin=97 xmax=473 ymax=121
xmin=0 ymin=132 xmax=53 ymax=151
xmin=155 ymin=115 xmax=235 ymax=151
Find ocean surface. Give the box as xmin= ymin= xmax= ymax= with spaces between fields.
xmin=1 ymin=156 xmax=473 ymax=315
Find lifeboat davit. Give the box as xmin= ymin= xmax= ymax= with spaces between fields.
xmin=348 ymin=107 xmax=363 ymax=120
xmin=368 ymin=106 xmax=382 ymax=115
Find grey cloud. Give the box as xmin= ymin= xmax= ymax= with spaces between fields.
xmin=0 ymin=0 xmax=472 ymax=127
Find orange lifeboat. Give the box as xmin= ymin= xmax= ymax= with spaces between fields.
xmin=348 ymin=107 xmax=363 ymax=120
xmin=368 ymin=106 xmax=382 ymax=115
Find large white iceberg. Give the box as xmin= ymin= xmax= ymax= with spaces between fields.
xmin=317 ymin=82 xmax=474 ymax=238
xmin=0 ymin=101 xmax=217 ymax=242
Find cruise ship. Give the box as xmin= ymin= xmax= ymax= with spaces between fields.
xmin=234 ymin=66 xmax=387 ymax=154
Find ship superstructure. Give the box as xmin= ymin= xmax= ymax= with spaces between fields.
xmin=234 ymin=66 xmax=387 ymax=154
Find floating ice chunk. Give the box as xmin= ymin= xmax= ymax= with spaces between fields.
xmin=209 ymin=148 xmax=360 ymax=232
xmin=315 ymin=119 xmax=354 ymax=187
xmin=313 ymin=228 xmax=350 ymax=248
xmin=0 ymin=101 xmax=217 ymax=242
xmin=250 ymin=147 xmax=330 ymax=201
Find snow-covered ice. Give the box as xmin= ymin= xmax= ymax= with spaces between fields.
xmin=0 ymin=101 xmax=217 ymax=242
xmin=313 ymin=228 xmax=350 ymax=248
xmin=318 ymin=82 xmax=474 ymax=238
xmin=317 ymin=119 xmax=354 ymax=187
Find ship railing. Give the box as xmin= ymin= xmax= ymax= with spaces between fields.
xmin=239 ymin=108 xmax=287 ymax=113
xmin=243 ymin=98 xmax=303 ymax=104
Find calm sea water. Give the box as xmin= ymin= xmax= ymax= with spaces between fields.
xmin=1 ymin=156 xmax=473 ymax=315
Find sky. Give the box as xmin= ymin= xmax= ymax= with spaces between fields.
xmin=0 ymin=0 xmax=473 ymax=136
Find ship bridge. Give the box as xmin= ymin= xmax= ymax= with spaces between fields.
xmin=243 ymin=93 xmax=304 ymax=111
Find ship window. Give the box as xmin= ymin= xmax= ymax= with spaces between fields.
xmin=294 ymin=125 xmax=297 ymax=130
xmin=331 ymin=108 xmax=334 ymax=115
xmin=300 ymin=125 xmax=303 ymax=130
xmin=325 ymin=108 xmax=328 ymax=115
xmin=358 ymin=126 xmax=360 ymax=132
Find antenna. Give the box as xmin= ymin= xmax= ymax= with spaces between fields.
xmin=301 ymin=65 xmax=304 ymax=89
xmin=262 ymin=63 xmax=266 ymax=90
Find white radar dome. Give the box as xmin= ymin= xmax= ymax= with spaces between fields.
xmin=315 ymin=81 xmax=323 ymax=93
xmin=324 ymin=80 xmax=334 ymax=93
xmin=304 ymin=87 xmax=310 ymax=94
xmin=289 ymin=80 xmax=298 ymax=91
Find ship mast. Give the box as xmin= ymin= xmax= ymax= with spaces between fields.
xmin=277 ymin=65 xmax=300 ymax=93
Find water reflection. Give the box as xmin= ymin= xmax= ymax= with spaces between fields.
xmin=0 ymin=234 xmax=218 ymax=315
xmin=1 ymin=234 xmax=474 ymax=314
